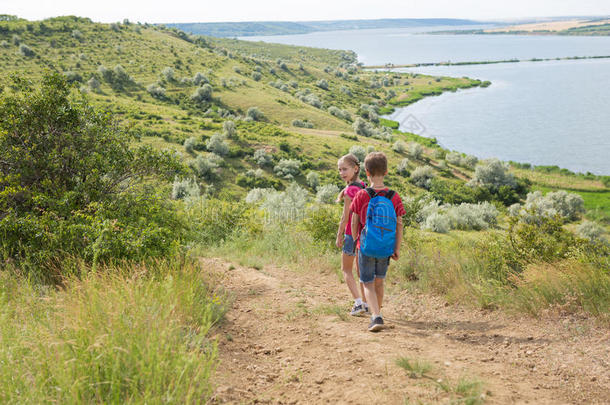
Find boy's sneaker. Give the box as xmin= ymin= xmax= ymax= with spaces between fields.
xmin=368 ymin=316 xmax=384 ymax=332
xmin=364 ymin=304 xmax=370 ymax=313
xmin=350 ymin=303 xmax=366 ymax=316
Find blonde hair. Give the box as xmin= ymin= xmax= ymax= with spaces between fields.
xmin=336 ymin=153 xmax=361 ymax=202
xmin=338 ymin=153 xmax=361 ymax=184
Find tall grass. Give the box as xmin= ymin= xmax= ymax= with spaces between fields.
xmin=0 ymin=258 xmax=226 ymax=403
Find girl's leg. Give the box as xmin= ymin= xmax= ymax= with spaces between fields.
xmin=341 ymin=253 xmax=360 ymax=299
xmin=355 ymin=252 xmax=367 ymax=304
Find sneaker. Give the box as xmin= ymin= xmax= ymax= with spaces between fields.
xmin=350 ymin=303 xmax=366 ymax=316
xmin=368 ymin=316 xmax=384 ymax=332
xmin=363 ymin=304 xmax=370 ymax=313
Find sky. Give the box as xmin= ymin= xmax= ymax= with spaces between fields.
xmin=3 ymin=0 xmax=610 ymax=23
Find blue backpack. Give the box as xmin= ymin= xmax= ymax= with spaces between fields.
xmin=360 ymin=188 xmax=397 ymax=259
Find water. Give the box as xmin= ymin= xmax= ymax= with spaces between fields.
xmin=244 ymin=28 xmax=610 ymax=174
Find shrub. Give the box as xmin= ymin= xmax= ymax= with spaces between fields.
xmin=396 ymin=158 xmax=410 ymax=176
xmin=184 ymin=136 xmax=197 ymax=153
xmin=422 ymin=212 xmax=450 ymax=233
xmin=19 ymin=44 xmax=35 ymax=57
xmin=253 ymin=148 xmax=273 ymax=167
xmin=316 ymin=79 xmax=329 ymax=90
xmin=306 ymin=171 xmax=320 ymax=190
xmin=353 ymin=117 xmax=374 ymax=137
xmin=292 ymin=119 xmax=314 ymax=128
xmin=113 ymin=64 xmax=132 ymax=83
xmin=87 ymin=76 xmax=101 ymax=91
xmin=274 ymin=159 xmax=301 ymax=179
xmin=468 ymin=158 xmax=516 ymax=191
xmin=162 ymin=67 xmax=175 ymax=81
xmin=72 ymin=29 xmax=84 ymax=40
xmin=12 ymin=34 xmax=20 ymax=45
xmin=511 ymin=190 xmax=585 ymax=223
xmin=298 ymin=93 xmax=322 ymax=109
xmin=206 ymin=133 xmax=229 ymax=156
xmin=328 ymin=106 xmax=351 ymax=121
xmin=577 ymin=221 xmax=607 ymax=242
xmin=191 ymin=84 xmax=213 ymax=102
xmin=245 ymin=188 xmax=271 ymax=204
xmin=246 ymin=107 xmax=265 ymax=121
xmin=171 ymin=177 xmax=200 ymax=199
xmin=146 ymin=83 xmax=166 ymax=98
xmin=98 ymin=65 xmax=113 ymax=82
xmin=252 ymin=71 xmax=262 ymax=81
xmin=410 ymin=166 xmax=436 ymax=189
xmin=302 ymin=204 xmax=342 ymax=250
xmin=193 ymin=72 xmax=209 ymax=85
xmin=392 ymin=140 xmax=407 ymax=153
xmin=0 ymin=40 xmax=9 ymax=48
xmin=349 ymin=145 xmax=366 ymax=162
xmin=260 ymin=183 xmax=309 ymax=222
xmin=232 ymin=66 xmax=241 ymax=74
xmin=340 ymin=86 xmax=352 ymax=96
xmin=0 ymin=73 xmax=183 ymax=279
xmin=446 ymin=202 xmax=498 ymax=230
xmin=222 ymin=120 xmax=237 ymax=138
xmin=408 ymin=142 xmax=423 ymax=159
xmin=189 ymin=154 xmax=220 ymax=180
xmin=316 ymin=184 xmax=340 ymax=204
xmin=63 ymin=71 xmax=82 ymax=83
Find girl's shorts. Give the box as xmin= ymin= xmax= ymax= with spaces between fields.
xmin=342 ymin=234 xmax=356 ymax=256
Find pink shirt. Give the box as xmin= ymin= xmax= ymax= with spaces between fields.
xmin=344 ymin=182 xmax=365 ymax=236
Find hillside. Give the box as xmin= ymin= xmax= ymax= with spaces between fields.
xmin=166 ymin=18 xmax=484 ymax=37
xmin=1 ymin=15 xmax=609 ymax=404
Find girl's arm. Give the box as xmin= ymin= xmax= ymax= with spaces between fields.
xmin=351 ymin=212 xmax=360 ymax=241
xmin=336 ymin=195 xmax=352 ymax=248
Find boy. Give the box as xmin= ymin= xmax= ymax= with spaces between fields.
xmin=350 ymin=152 xmax=405 ymax=332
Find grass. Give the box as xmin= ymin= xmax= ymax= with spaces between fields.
xmin=396 ymin=356 xmax=485 ymax=404
xmin=395 ymin=357 xmax=434 ymax=378
xmin=0 ymin=257 xmax=226 ymax=403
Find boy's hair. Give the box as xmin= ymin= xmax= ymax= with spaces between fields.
xmin=364 ymin=152 xmax=387 ymax=176
xmin=338 ymin=153 xmax=360 ymax=183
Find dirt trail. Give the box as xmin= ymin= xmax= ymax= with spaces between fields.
xmin=204 ymin=258 xmax=609 ymax=404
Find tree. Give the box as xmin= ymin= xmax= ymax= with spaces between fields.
xmin=0 ymin=74 xmax=183 ymax=276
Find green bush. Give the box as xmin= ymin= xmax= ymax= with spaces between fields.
xmin=0 ymin=74 xmax=184 ymax=280
xmin=301 ymin=204 xmax=342 ymax=250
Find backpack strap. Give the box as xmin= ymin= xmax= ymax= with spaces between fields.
xmin=349 ymin=181 xmax=365 ymax=189
xmin=365 ymin=187 xmax=395 ymax=200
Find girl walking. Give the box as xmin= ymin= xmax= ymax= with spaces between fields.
xmin=335 ymin=153 xmax=368 ymax=315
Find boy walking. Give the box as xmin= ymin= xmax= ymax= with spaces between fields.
xmin=350 ymin=152 xmax=405 ymax=332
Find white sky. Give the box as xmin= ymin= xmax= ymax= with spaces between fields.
xmin=2 ymin=0 xmax=610 ymax=24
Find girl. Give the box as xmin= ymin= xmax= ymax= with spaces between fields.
xmin=335 ymin=153 xmax=368 ymax=316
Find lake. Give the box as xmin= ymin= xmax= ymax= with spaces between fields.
xmin=244 ymin=28 xmax=610 ymax=174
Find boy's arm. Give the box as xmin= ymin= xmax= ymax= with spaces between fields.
xmin=391 ymin=216 xmax=403 ymax=260
xmin=351 ymin=212 xmax=360 ymax=240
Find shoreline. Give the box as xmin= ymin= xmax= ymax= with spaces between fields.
xmin=365 ymin=54 xmax=610 ymax=70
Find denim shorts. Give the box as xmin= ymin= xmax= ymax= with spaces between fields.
xmin=358 ymin=249 xmax=390 ymax=283
xmin=342 ymin=234 xmax=356 ymax=256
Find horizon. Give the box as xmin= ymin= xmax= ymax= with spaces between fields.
xmin=3 ymin=0 xmax=610 ymax=24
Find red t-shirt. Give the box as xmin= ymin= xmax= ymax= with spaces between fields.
xmin=344 ymin=181 xmax=366 ymax=236
xmin=349 ymin=188 xmax=406 ymax=248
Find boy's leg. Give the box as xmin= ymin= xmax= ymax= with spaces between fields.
xmin=363 ymin=281 xmax=380 ymax=316
xmin=374 ymin=257 xmax=390 ymax=312
xmin=374 ymin=278 xmax=384 ymax=310
xmin=358 ymin=250 xmax=380 ymax=316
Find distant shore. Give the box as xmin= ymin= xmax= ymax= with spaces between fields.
xmin=365 ymin=54 xmax=610 ymax=69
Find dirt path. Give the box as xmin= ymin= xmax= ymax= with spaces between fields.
xmin=204 ymin=258 xmax=609 ymax=404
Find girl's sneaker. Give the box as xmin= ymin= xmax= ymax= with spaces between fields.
xmin=350 ymin=303 xmax=366 ymax=316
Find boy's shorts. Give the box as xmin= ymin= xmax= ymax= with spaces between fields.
xmin=358 ymin=249 xmax=390 ymax=283
xmin=342 ymin=234 xmax=356 ymax=256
